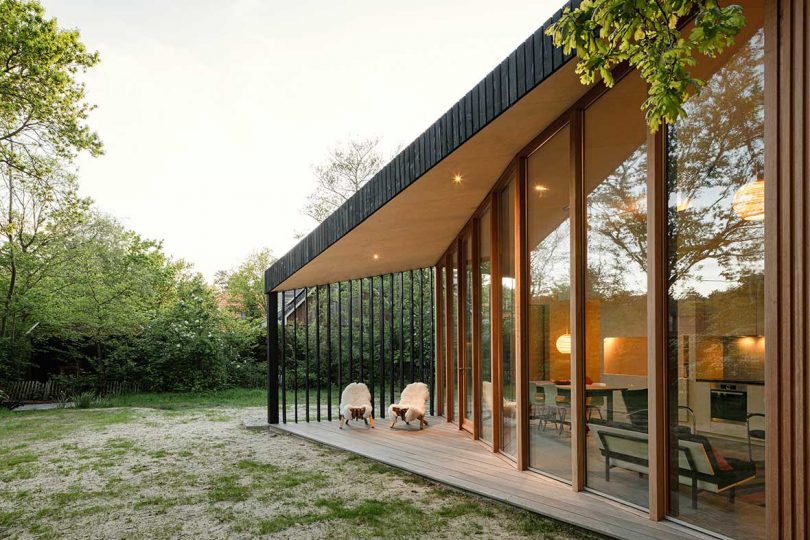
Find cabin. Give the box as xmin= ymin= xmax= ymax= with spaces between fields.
xmin=264 ymin=1 xmax=808 ymax=538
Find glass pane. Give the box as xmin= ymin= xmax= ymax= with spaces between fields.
xmin=450 ymin=250 xmax=458 ymax=422
xmin=437 ymin=262 xmax=446 ymax=415
xmin=527 ymin=125 xmax=572 ymax=480
xmin=584 ymin=72 xmax=649 ymax=507
xmin=480 ymin=208 xmax=493 ymax=444
xmin=666 ymin=15 xmax=765 ymax=539
xmin=499 ymin=177 xmax=517 ymax=457
xmin=464 ymin=235 xmax=474 ymax=423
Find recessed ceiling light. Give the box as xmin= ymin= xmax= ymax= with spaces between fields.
xmin=452 ymin=174 xmax=463 ymax=184
xmin=534 ymin=184 xmax=548 ymax=192
xmin=372 ymin=254 xmax=379 ymax=260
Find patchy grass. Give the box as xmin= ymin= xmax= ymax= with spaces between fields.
xmin=102 ymin=388 xmax=267 ymax=409
xmin=0 ymin=400 xmax=596 ymax=540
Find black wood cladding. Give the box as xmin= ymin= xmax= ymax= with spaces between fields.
xmin=265 ymin=3 xmax=577 ymax=292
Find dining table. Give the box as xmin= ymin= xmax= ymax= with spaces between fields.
xmin=532 ymin=382 xmax=629 ymax=423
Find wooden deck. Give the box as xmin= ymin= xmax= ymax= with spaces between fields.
xmin=273 ymin=416 xmax=713 ymax=540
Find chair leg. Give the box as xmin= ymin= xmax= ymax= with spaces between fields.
xmin=339 ymin=417 xmax=345 ymax=429
xmin=390 ymin=416 xmax=397 ymax=428
xmin=728 ymin=487 xmax=736 ymax=503
xmin=368 ymin=416 xmax=375 ymax=429
xmin=691 ymin=477 xmax=699 ymax=509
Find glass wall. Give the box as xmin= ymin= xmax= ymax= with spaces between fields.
xmin=479 ymin=208 xmax=493 ymax=444
xmin=666 ymin=13 xmax=765 ymax=539
xmin=526 ymin=125 xmax=572 ymax=480
xmin=449 ymin=249 xmax=458 ymax=422
xmin=437 ymin=260 xmax=446 ymax=416
xmin=583 ymin=72 xmax=649 ymax=507
xmin=499 ymin=176 xmax=518 ymax=457
xmin=463 ymin=233 xmax=474 ymax=427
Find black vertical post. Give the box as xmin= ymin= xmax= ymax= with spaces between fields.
xmin=293 ymin=290 xmax=298 ymax=423
xmin=267 ymin=291 xmax=280 ymax=424
xmin=327 ymin=283 xmax=332 ymax=421
xmin=369 ymin=276 xmax=375 ymax=408
xmin=348 ymin=280 xmax=354 ymax=382
xmin=338 ymin=282 xmax=343 ymax=391
xmin=419 ymin=268 xmax=425 ymax=382
xmin=399 ymin=272 xmax=405 ymax=392
xmin=281 ymin=290 xmax=287 ymax=424
xmin=305 ymin=288 xmax=310 ymax=422
xmin=359 ymin=278 xmax=364 ymax=381
xmin=316 ymin=285 xmax=321 ymax=422
xmin=410 ymin=269 xmax=415 ymax=383
xmin=429 ymin=268 xmax=435 ymax=416
xmin=379 ymin=274 xmax=385 ymax=417
xmin=389 ymin=274 xmax=395 ymax=403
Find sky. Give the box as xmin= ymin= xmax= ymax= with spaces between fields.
xmin=42 ymin=0 xmax=560 ymax=280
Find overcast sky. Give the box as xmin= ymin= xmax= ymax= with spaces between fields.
xmin=43 ymin=0 xmax=559 ymax=280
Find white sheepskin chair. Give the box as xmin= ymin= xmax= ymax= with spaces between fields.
xmin=339 ymin=382 xmax=375 ymax=429
xmin=388 ymin=382 xmax=430 ymax=430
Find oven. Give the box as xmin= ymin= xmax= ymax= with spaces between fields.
xmin=710 ymin=383 xmax=748 ymax=424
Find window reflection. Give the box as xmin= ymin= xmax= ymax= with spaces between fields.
xmin=499 ymin=178 xmax=517 ymax=457
xmin=584 ymin=71 xmax=650 ymax=508
xmin=667 ymin=22 xmax=765 ymax=540
xmin=479 ymin=209 xmax=493 ymax=444
xmin=526 ymin=125 xmax=572 ymax=480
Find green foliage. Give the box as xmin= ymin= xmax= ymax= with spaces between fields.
xmin=215 ymin=248 xmax=275 ymax=320
xmin=546 ymin=0 xmax=746 ymax=131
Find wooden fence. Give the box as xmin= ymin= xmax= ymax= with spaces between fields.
xmin=4 ymin=380 xmax=141 ymax=401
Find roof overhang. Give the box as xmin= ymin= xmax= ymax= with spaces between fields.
xmin=266 ymin=3 xmax=585 ymax=292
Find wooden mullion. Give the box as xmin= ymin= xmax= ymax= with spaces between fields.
xmin=515 ymin=157 xmax=529 ymax=471
xmin=570 ymin=109 xmax=586 ymax=490
xmin=435 ymin=266 xmax=445 ymax=417
xmin=472 ymin=218 xmax=482 ymax=440
xmin=647 ymin=127 xmax=668 ymax=520
xmin=490 ymin=191 xmax=503 ymax=455
xmin=445 ymin=256 xmax=454 ymax=422
xmin=456 ymin=238 xmax=465 ymax=430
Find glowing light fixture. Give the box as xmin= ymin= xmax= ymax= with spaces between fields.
xmin=732 ymin=178 xmax=765 ymax=221
xmin=534 ymin=184 xmax=549 ymax=197
xmin=556 ymin=333 xmax=571 ymax=355
xmin=452 ymin=174 xmax=463 ymax=184
xmin=372 ymin=254 xmax=379 ymax=260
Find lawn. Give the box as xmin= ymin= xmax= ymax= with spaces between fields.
xmin=0 ymin=390 xmax=598 ymax=539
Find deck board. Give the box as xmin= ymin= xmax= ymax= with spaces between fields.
xmin=273 ymin=416 xmax=714 ymax=540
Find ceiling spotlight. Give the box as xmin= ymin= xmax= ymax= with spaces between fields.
xmin=372 ymin=254 xmax=379 ymax=260
xmin=452 ymin=174 xmax=463 ymax=184
xmin=534 ymin=184 xmax=548 ymax=192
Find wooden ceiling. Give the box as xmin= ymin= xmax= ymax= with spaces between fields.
xmin=273 ymin=61 xmax=587 ymax=291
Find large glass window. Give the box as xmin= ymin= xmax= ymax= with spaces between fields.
xmin=450 ymin=249 xmax=458 ymax=423
xmin=499 ymin=177 xmax=517 ymax=457
xmin=666 ymin=12 xmax=765 ymax=539
xmin=464 ymin=234 xmax=474 ymax=427
xmin=584 ymin=72 xmax=649 ymax=508
xmin=526 ymin=125 xmax=572 ymax=480
xmin=479 ymin=208 xmax=493 ymax=444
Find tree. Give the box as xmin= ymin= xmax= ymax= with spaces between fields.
xmin=0 ymin=161 xmax=91 ymax=377
xmin=302 ymin=138 xmax=386 ymax=224
xmin=0 ymin=0 xmax=102 ymax=178
xmin=546 ymin=0 xmax=746 ymax=131
xmin=217 ymin=248 xmax=276 ymax=320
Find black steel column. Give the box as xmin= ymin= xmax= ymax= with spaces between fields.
xmin=305 ymin=288 xmax=310 ymax=422
xmin=399 ymin=272 xmax=405 ymax=392
xmin=327 ymin=283 xmax=332 ymax=421
xmin=338 ymin=282 xmax=343 ymax=391
xmin=280 ymin=290 xmax=287 ymax=424
xmin=429 ymin=268 xmax=435 ymax=416
xmin=419 ymin=268 xmax=425 ymax=382
xmin=348 ymin=280 xmax=354 ymax=381
xmin=369 ymin=276 xmax=375 ymax=407
xmin=359 ymin=278 xmax=364 ymax=381
xmin=410 ymin=269 xmax=415 ymax=383
xmin=316 ymin=285 xmax=321 ymax=422
xmin=379 ymin=274 xmax=385 ymax=417
xmin=293 ymin=291 xmax=298 ymax=423
xmin=389 ymin=274 xmax=395 ymax=404
xmin=266 ymin=291 xmax=280 ymax=424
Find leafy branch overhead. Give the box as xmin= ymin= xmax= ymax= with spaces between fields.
xmin=546 ymin=0 xmax=746 ymax=131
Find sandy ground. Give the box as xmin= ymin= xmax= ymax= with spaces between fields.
xmin=0 ymin=406 xmax=596 ymax=539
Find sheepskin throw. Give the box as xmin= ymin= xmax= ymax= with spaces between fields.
xmin=388 ymin=382 xmax=429 ymax=429
xmin=339 ymin=382 xmax=374 ymax=429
